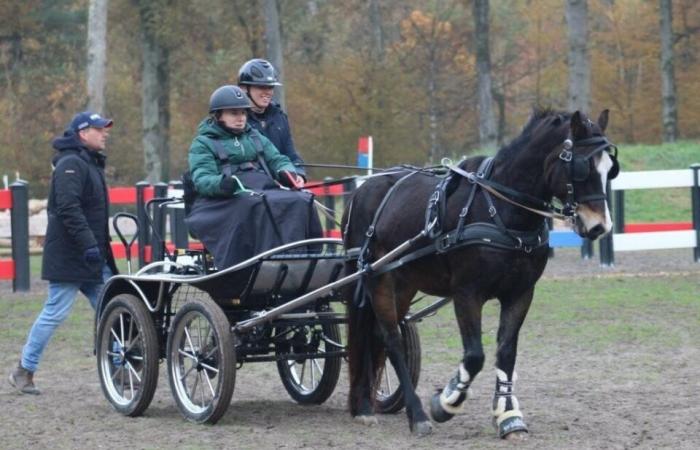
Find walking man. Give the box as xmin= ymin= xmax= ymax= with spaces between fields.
xmin=9 ymin=111 xmax=118 ymax=394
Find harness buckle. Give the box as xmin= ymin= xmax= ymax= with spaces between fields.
xmin=429 ymin=190 xmax=440 ymax=204
xmin=436 ymin=234 xmax=451 ymax=253
xmin=365 ymin=225 xmax=375 ymax=238
xmin=459 ymin=207 xmax=469 ymax=218
xmin=566 ymin=183 xmax=574 ymax=195
xmin=559 ymin=149 xmax=573 ymax=162
xmin=489 ymin=206 xmax=497 ymax=217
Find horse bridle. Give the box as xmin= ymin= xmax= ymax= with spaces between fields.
xmin=558 ymin=135 xmax=619 ymax=216
xmin=446 ymin=134 xmax=619 ymax=222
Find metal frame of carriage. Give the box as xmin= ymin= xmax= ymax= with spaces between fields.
xmin=94 ymin=203 xmax=440 ymax=424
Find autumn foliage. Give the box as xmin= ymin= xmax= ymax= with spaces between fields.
xmin=1 ymin=0 xmax=699 ymax=195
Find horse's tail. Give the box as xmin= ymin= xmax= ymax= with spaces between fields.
xmin=345 ymin=272 xmax=384 ymax=416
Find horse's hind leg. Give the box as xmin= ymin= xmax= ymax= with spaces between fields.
xmin=430 ymin=292 xmax=485 ymax=423
xmin=373 ymin=275 xmax=432 ymax=436
xmin=491 ymin=288 xmax=535 ymax=441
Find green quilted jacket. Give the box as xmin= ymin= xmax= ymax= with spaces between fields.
xmin=188 ymin=118 xmax=297 ymax=197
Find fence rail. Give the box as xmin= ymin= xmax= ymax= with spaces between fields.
xmin=597 ymin=164 xmax=700 ymax=265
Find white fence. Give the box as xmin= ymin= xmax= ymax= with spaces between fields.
xmin=599 ymin=165 xmax=700 ymax=265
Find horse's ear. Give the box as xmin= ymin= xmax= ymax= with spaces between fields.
xmin=597 ymin=109 xmax=609 ymax=133
xmin=570 ymin=111 xmax=587 ymax=139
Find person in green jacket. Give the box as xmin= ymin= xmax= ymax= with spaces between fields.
xmin=185 ymin=85 xmax=321 ymax=269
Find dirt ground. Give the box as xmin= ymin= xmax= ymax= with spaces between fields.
xmin=1 ymin=248 xmax=700 ymax=449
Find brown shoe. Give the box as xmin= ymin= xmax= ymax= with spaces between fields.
xmin=8 ymin=364 xmax=41 ymax=395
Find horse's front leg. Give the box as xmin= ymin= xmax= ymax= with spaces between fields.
xmin=492 ymin=287 xmax=534 ymax=441
xmin=430 ymin=293 xmax=485 ymax=423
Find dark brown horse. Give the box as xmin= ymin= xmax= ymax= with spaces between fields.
xmin=341 ymin=109 xmax=618 ymax=439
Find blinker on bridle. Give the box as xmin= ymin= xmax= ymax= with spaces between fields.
xmin=557 ymin=135 xmax=619 ymax=218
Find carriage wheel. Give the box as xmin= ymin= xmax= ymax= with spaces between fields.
xmin=276 ymin=315 xmax=342 ymax=405
xmin=96 ymin=293 xmax=159 ymax=417
xmin=167 ymin=297 xmax=235 ymax=424
xmin=375 ymin=320 xmax=421 ymax=414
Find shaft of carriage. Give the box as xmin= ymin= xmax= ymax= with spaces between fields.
xmin=234 ymin=232 xmax=424 ymax=333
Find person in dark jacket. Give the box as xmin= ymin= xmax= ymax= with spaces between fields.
xmin=9 ymin=111 xmax=117 ymax=395
xmin=237 ymin=58 xmax=306 ymax=179
xmin=185 ymin=85 xmax=322 ymax=269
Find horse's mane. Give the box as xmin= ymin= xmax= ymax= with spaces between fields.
xmin=495 ymin=108 xmax=571 ymax=162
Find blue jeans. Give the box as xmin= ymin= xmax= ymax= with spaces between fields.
xmin=21 ymin=265 xmax=113 ymax=373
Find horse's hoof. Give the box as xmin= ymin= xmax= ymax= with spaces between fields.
xmin=504 ymin=430 xmax=528 ymax=442
xmin=429 ymin=392 xmax=454 ymax=423
xmin=354 ymin=414 xmax=379 ymax=426
xmin=412 ymin=420 xmax=433 ymax=437
xmin=497 ymin=416 xmax=529 ymax=440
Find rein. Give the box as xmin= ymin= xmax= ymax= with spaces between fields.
xmin=446 ymin=164 xmax=573 ymax=222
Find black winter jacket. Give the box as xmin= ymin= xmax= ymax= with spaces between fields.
xmin=247 ymin=103 xmax=306 ymax=177
xmin=41 ymin=132 xmax=118 ymax=282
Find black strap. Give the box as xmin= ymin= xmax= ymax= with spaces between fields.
xmin=249 ymin=131 xmax=275 ymax=180
xmin=205 ymin=137 xmax=233 ymax=178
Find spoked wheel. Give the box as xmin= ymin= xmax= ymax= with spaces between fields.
xmin=375 ymin=320 xmax=421 ymax=414
xmin=167 ymin=297 xmax=235 ymax=424
xmin=276 ymin=313 xmax=342 ymax=404
xmin=96 ymin=293 xmax=159 ymax=417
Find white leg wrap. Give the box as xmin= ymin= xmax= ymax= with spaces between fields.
xmin=492 ymin=368 xmax=522 ymax=419
xmin=439 ymin=363 xmax=472 ymax=414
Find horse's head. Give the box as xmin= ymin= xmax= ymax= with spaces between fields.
xmin=545 ymin=110 xmax=619 ymax=240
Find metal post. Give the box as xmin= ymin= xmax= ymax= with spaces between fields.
xmin=691 ymin=164 xmax=700 ymax=262
xmin=323 ymin=177 xmax=334 ymax=235
xmin=136 ymin=181 xmax=150 ymax=267
xmin=152 ymin=183 xmax=169 ymax=262
xmin=599 ymin=181 xmax=615 ymax=267
xmin=169 ymin=180 xmax=189 ymax=249
xmin=613 ymin=190 xmax=625 ymax=233
xmin=10 ymin=181 xmax=30 ymax=291
xmin=580 ymin=238 xmax=593 ymax=259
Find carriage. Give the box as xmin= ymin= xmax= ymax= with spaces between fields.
xmin=94 ymin=210 xmax=425 ymax=425
xmin=96 ymin=108 xmax=619 ymax=438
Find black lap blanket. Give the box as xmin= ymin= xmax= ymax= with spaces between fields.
xmin=185 ymin=189 xmax=323 ymax=269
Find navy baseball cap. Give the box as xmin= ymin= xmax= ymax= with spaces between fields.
xmin=69 ymin=111 xmax=113 ymax=133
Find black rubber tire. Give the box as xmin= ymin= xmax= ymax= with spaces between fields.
xmin=375 ymin=320 xmax=421 ymax=414
xmin=96 ymin=293 xmax=160 ymax=417
xmin=167 ymin=297 xmax=235 ymax=424
xmin=276 ymin=320 xmax=342 ymax=405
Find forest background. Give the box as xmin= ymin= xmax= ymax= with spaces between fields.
xmin=1 ymin=0 xmax=699 ymax=197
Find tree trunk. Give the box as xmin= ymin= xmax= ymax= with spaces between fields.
xmin=427 ymin=49 xmax=439 ymax=164
xmin=264 ymin=0 xmax=285 ymax=110
xmin=565 ymin=0 xmax=591 ymax=114
xmin=87 ymin=0 xmax=108 ymax=113
xmin=659 ymin=0 xmax=678 ymax=142
xmin=473 ymin=0 xmax=497 ymax=150
xmin=368 ymin=0 xmax=385 ymax=62
xmin=140 ymin=6 xmax=170 ymax=183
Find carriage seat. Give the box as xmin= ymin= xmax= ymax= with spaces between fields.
xmin=247 ymin=257 xmax=345 ymax=298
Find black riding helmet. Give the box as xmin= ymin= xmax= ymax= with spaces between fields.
xmin=238 ymin=59 xmax=282 ymax=87
xmin=209 ymin=85 xmax=252 ymax=113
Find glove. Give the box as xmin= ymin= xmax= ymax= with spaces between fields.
xmin=83 ymin=246 xmax=102 ymax=265
xmin=280 ymin=170 xmax=305 ymax=190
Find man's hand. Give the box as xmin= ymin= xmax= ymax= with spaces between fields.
xmin=280 ymin=170 xmax=305 ymax=190
xmin=84 ymin=246 xmax=102 ymax=265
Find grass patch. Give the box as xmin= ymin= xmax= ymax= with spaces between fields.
xmin=409 ymin=274 xmax=699 ymax=363
xmin=616 ymin=141 xmax=699 ymax=223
